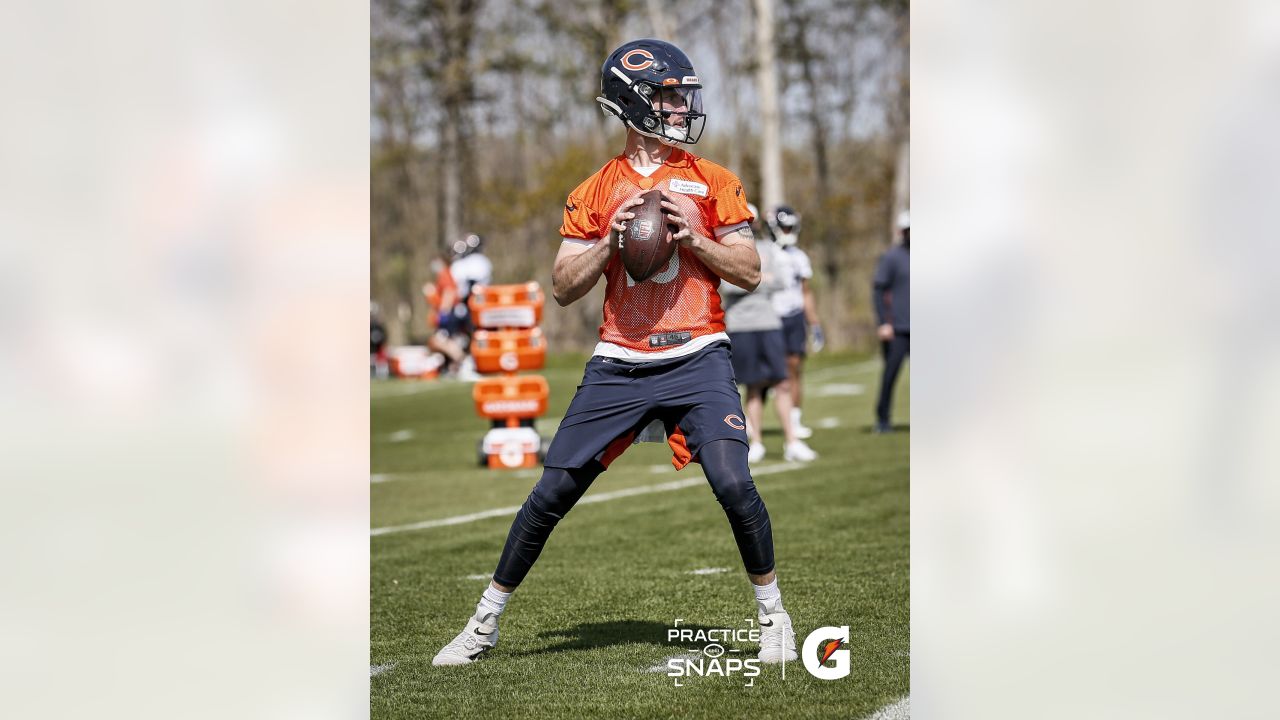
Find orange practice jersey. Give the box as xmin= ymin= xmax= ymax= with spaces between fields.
xmin=559 ymin=149 xmax=754 ymax=353
xmin=425 ymin=265 xmax=459 ymax=318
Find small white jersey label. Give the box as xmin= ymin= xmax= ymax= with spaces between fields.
xmin=668 ymin=179 xmax=708 ymax=197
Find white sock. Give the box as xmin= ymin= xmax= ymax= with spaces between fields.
xmin=475 ymin=584 xmax=512 ymax=621
xmin=753 ymin=578 xmax=783 ymax=616
xmin=791 ymin=407 xmax=804 ymax=426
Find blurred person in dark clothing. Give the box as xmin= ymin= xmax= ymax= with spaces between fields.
xmin=873 ymin=211 xmax=910 ymax=433
xmin=370 ymin=302 xmax=388 ymax=378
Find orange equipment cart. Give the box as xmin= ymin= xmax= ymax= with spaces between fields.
xmin=468 ymin=282 xmax=551 ymax=468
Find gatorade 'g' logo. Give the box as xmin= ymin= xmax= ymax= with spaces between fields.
xmin=621 ymin=49 xmax=655 ymax=71
xmin=802 ymin=626 xmax=851 ymax=680
xmin=724 ymin=414 xmax=746 ymax=430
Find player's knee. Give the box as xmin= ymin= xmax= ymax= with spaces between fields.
xmin=527 ymin=468 xmax=576 ymax=519
xmin=720 ymin=482 xmax=766 ymax=526
xmin=731 ymin=477 xmax=769 ymax=519
xmin=700 ymin=440 xmax=766 ymax=520
xmin=526 ymin=462 xmax=601 ymax=521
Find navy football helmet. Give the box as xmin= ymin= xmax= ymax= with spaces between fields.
xmin=597 ymin=39 xmax=706 ymax=145
xmin=450 ymin=233 xmax=484 ymax=259
xmin=770 ymin=205 xmax=802 ymax=247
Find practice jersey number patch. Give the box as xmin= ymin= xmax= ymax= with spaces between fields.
xmin=626 ymin=250 xmax=680 ymax=287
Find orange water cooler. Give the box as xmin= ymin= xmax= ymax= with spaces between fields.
xmin=468 ymin=283 xmax=552 ymax=468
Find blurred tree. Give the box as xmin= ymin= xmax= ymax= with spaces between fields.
xmin=753 ymin=0 xmax=785 ymax=212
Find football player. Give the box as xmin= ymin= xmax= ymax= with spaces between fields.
xmin=873 ymin=211 xmax=910 ymax=433
xmin=768 ymin=205 xmax=824 ymax=439
xmin=433 ymin=39 xmax=798 ymax=667
xmin=721 ymin=203 xmax=819 ymax=464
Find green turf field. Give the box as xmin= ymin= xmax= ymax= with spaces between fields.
xmin=371 ymin=351 xmax=908 ymax=719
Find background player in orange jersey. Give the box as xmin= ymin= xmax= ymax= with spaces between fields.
xmin=432 ymin=38 xmax=798 ymax=668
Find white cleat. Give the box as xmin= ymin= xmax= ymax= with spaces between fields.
xmin=431 ymin=613 xmax=499 ymax=666
xmin=747 ymin=442 xmax=767 ymax=464
xmin=783 ymin=440 xmax=817 ymax=462
xmin=757 ymin=609 xmax=798 ymax=663
xmin=456 ymin=357 xmax=482 ymax=383
xmin=791 ymin=409 xmax=813 ymax=439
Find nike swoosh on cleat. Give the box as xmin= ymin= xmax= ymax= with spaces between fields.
xmin=474 ymin=628 xmax=494 ymax=636
xmin=759 ymin=619 xmax=774 ymax=627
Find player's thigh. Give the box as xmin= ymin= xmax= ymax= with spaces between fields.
xmin=545 ymin=358 xmax=651 ymax=469
xmin=657 ymin=345 xmax=750 ymax=457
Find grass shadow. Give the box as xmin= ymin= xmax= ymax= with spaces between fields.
xmin=509 ymin=619 xmax=725 ymax=657
xmin=861 ymin=423 xmax=911 ymax=434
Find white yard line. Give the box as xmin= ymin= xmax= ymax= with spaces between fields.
xmin=372 ymin=504 xmax=526 ymax=536
xmin=804 ymin=358 xmax=881 ymax=382
xmin=862 ymin=696 xmax=910 ymax=720
xmin=371 ymin=462 xmax=806 ymax=536
xmin=686 ymin=567 xmax=729 ymax=575
xmin=369 ymin=662 xmax=396 ymax=677
xmin=816 ymin=383 xmax=865 ymax=397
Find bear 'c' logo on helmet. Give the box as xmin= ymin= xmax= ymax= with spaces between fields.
xmin=621 ymin=49 xmax=655 ymax=71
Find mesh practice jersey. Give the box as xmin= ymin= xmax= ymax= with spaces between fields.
xmin=560 ymin=149 xmax=754 ymax=354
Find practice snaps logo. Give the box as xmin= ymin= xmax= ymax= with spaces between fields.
xmin=663 ymin=619 xmax=761 ymax=687
xmin=802 ymin=625 xmax=851 ymax=680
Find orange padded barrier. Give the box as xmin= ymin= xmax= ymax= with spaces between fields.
xmin=471 ymin=328 xmax=547 ymax=374
xmin=472 ymin=375 xmax=550 ymax=420
xmin=468 ymin=282 xmax=545 ymax=329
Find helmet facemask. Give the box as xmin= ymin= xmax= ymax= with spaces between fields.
xmin=638 ymin=83 xmax=705 ymax=145
xmin=599 ymin=77 xmax=706 ymax=145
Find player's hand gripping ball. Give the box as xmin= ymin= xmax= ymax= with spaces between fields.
xmin=617 ymin=189 xmax=678 ymax=282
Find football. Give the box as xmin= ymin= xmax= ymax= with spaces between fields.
xmin=619 ymin=189 xmax=677 ymax=282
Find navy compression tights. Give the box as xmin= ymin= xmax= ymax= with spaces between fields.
xmin=491 ymin=439 xmax=775 ymax=588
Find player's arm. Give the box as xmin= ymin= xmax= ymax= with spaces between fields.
xmin=552 ymin=197 xmax=643 ymax=306
xmin=802 ymin=276 xmax=826 ymax=350
xmin=872 ymin=253 xmax=895 ymax=339
xmin=659 ymin=193 xmax=760 ymax=291
xmin=802 ymin=279 xmax=820 ymax=325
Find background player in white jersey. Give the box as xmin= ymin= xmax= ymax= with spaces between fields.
xmin=767 ymin=205 xmax=823 ymax=438
xmin=721 ymin=203 xmax=818 ymax=463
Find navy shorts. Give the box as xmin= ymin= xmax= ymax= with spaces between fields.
xmin=728 ymin=330 xmax=788 ymax=387
xmin=780 ymin=311 xmax=808 ymax=357
xmin=544 ymin=341 xmax=750 ymax=471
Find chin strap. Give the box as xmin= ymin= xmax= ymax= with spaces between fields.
xmin=630 ymin=121 xmax=687 ymax=146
